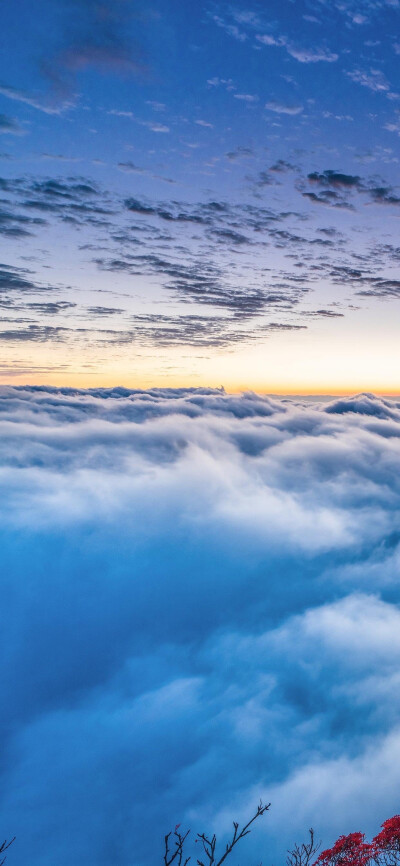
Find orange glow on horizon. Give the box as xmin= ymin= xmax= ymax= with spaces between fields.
xmin=0 ymin=312 xmax=398 ymax=396
xmin=0 ymin=370 xmax=399 ymax=397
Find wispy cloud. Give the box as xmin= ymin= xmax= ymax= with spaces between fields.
xmin=286 ymin=45 xmax=338 ymax=63
xmin=0 ymin=82 xmax=73 ymax=115
xmin=234 ymin=93 xmax=259 ymax=102
xmin=265 ymin=100 xmax=304 ymax=115
xmin=346 ymin=67 xmax=391 ymax=91
xmin=0 ymin=113 xmax=24 ymax=135
xmin=209 ymin=13 xmax=248 ymax=41
xmin=255 ymin=31 xmax=338 ymax=62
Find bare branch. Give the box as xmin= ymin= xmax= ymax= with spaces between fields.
xmin=287 ymin=829 xmax=320 ymax=866
xmin=165 ymin=829 xmax=191 ymax=866
xmin=0 ymin=838 xmax=15 ymax=866
xmin=196 ymin=801 xmax=271 ymax=866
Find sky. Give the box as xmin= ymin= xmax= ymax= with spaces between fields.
xmin=0 ymin=0 xmax=400 ymax=392
xmin=1 ymin=387 xmax=400 ymax=865
xmin=2 ymin=6 xmax=400 ymax=864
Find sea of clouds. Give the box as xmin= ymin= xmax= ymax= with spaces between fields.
xmin=1 ymin=386 xmax=400 ymax=865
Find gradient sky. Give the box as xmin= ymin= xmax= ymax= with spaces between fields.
xmin=1 ymin=0 xmax=400 ymax=391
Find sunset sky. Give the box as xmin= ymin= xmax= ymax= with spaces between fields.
xmin=3 ymin=5 xmax=400 ymax=863
xmin=1 ymin=0 xmax=400 ymax=392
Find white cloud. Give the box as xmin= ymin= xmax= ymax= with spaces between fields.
xmin=0 ymin=82 xmax=74 ymax=114
xmin=286 ymin=45 xmax=338 ymax=62
xmin=234 ymin=93 xmax=259 ymax=102
xmin=347 ymin=68 xmax=391 ymax=92
xmin=1 ymin=388 xmax=400 ymax=865
xmin=265 ymin=100 xmax=304 ymax=115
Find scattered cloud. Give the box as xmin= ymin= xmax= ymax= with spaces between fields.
xmin=265 ymin=101 xmax=304 ymax=115
xmin=234 ymin=93 xmax=259 ymax=102
xmin=117 ymin=161 xmax=147 ymax=174
xmin=225 ymin=146 xmax=255 ymax=160
xmin=0 ymin=263 xmax=50 ymax=294
xmin=346 ymin=68 xmax=390 ymax=92
xmin=0 ymin=165 xmax=398 ymax=349
xmin=0 ymin=82 xmax=74 ymax=115
xmin=209 ymin=13 xmax=248 ymax=42
xmin=308 ymin=170 xmax=362 ymax=188
xmin=206 ymin=77 xmax=235 ymax=90
xmin=0 ymin=113 xmax=24 ymax=135
xmin=255 ymin=32 xmax=338 ymax=63
xmin=286 ymin=45 xmax=338 ymax=63
xmin=256 ymin=33 xmax=284 ymax=47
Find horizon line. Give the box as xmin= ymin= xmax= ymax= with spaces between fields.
xmin=0 ymin=381 xmax=399 ymax=398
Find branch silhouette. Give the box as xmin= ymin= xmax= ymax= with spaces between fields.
xmin=196 ymin=801 xmax=270 ymax=866
xmin=0 ymin=838 xmax=15 ymax=866
xmin=287 ymin=829 xmax=320 ymax=866
xmin=164 ymin=800 xmax=270 ymax=866
xmin=164 ymin=827 xmax=191 ymax=866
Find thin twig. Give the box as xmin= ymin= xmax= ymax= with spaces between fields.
xmin=164 ymin=829 xmax=191 ymax=866
xmin=196 ymin=800 xmax=271 ymax=866
xmin=287 ymin=829 xmax=320 ymax=866
xmin=0 ymin=838 xmax=15 ymax=866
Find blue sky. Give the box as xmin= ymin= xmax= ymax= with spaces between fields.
xmin=0 ymin=0 xmax=400 ymax=390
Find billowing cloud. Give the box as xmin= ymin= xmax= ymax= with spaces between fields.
xmin=1 ymin=388 xmax=400 ymax=864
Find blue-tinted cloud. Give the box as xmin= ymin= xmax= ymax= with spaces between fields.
xmin=1 ymin=388 xmax=400 ymax=864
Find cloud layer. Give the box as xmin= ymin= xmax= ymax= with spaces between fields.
xmin=1 ymin=165 xmax=400 ymax=356
xmin=1 ymin=387 xmax=400 ymax=864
